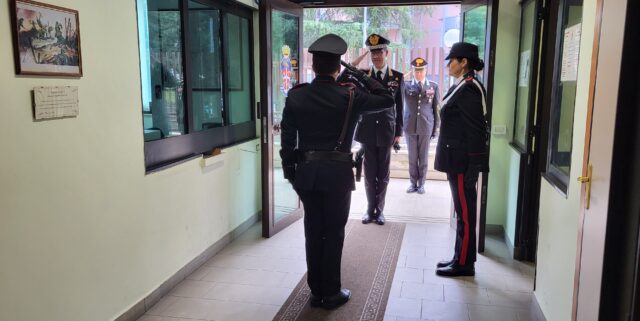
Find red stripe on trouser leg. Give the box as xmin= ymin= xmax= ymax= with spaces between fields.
xmin=458 ymin=173 xmax=469 ymax=265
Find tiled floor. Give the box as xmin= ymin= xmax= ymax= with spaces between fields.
xmin=138 ymin=180 xmax=536 ymax=321
xmin=385 ymin=223 xmax=536 ymax=321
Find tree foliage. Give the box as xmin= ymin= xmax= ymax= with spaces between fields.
xmin=303 ymin=6 xmax=435 ymax=48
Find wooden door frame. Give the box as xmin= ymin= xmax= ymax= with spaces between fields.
xmin=588 ymin=0 xmax=638 ymax=318
xmin=260 ymin=0 xmax=305 ymax=238
xmin=570 ymin=0 xmax=603 ymax=317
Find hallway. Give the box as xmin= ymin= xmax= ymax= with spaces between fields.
xmin=137 ymin=218 xmax=535 ymax=321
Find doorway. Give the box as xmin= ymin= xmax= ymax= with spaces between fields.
xmin=260 ymin=0 xmax=498 ymax=245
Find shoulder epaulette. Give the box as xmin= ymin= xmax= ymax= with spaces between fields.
xmin=290 ymin=83 xmax=309 ymax=91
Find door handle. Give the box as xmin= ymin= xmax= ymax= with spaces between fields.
xmin=577 ymin=164 xmax=592 ymax=209
xmin=262 ymin=116 xmax=268 ymax=144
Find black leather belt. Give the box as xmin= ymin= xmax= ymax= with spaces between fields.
xmin=301 ymin=151 xmax=353 ymax=163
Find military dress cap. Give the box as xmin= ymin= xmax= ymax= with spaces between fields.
xmin=365 ymin=33 xmax=391 ymax=51
xmin=308 ymin=34 xmax=348 ymax=55
xmin=411 ymin=57 xmax=428 ymax=69
xmin=445 ymin=42 xmax=480 ymax=62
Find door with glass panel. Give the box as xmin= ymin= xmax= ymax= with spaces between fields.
xmin=511 ymin=0 xmax=545 ymax=261
xmin=459 ymin=0 xmax=498 ymax=252
xmin=260 ymin=0 xmax=304 ymax=237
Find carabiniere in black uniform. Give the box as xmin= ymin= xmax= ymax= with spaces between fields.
xmin=279 ymin=34 xmax=394 ymax=309
xmin=355 ymin=33 xmax=404 ymax=225
xmin=434 ymin=42 xmax=490 ymax=277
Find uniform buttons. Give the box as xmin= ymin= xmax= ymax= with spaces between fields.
xmin=418 ymin=100 xmax=421 ymax=104
xmin=446 ymin=144 xmax=450 ymax=147
xmin=376 ymin=121 xmax=379 ymax=124
xmin=418 ymin=106 xmax=421 ymax=109
xmin=417 ymin=112 xmax=420 ymax=115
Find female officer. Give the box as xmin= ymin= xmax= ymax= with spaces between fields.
xmin=433 ymin=42 xmax=489 ymax=277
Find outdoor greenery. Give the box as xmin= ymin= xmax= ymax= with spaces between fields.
xmin=303 ymin=6 xmax=435 ymax=48
xmin=462 ymin=6 xmax=487 ymax=58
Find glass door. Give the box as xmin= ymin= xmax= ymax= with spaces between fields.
xmin=512 ymin=0 xmax=545 ymax=262
xmin=260 ymin=0 xmax=303 ymax=237
xmin=460 ymin=0 xmax=497 ymax=252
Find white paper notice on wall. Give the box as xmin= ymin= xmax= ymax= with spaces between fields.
xmin=518 ymin=50 xmax=531 ymax=87
xmin=33 ymin=86 xmax=79 ymax=120
xmin=560 ymin=23 xmax=582 ymax=82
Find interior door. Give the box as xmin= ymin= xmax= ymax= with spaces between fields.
xmin=460 ymin=0 xmax=498 ymax=252
xmin=511 ymin=0 xmax=545 ymax=262
xmin=572 ymin=0 xmax=625 ymax=319
xmin=260 ymin=0 xmax=304 ymax=237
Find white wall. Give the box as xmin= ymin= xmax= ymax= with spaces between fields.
xmin=534 ymin=0 xmax=597 ymax=319
xmin=0 ymin=1 xmax=261 ymax=321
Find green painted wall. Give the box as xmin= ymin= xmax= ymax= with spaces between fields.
xmin=486 ymin=0 xmax=521 ymax=239
xmin=0 ymin=1 xmax=261 ymax=320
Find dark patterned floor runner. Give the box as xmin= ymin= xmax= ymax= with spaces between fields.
xmin=273 ymin=220 xmax=406 ymax=321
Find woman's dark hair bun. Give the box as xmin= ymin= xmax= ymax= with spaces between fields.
xmin=473 ymin=59 xmax=485 ymax=71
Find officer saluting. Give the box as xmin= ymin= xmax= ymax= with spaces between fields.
xmin=279 ymin=34 xmax=394 ymax=309
xmin=353 ymin=33 xmax=404 ymax=225
xmin=403 ymin=58 xmax=440 ymax=194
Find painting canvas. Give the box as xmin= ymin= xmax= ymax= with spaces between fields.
xmin=11 ymin=0 xmax=82 ymax=76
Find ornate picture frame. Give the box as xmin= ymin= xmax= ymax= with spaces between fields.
xmin=11 ymin=0 xmax=83 ymax=77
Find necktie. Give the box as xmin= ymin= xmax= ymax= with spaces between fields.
xmin=376 ymin=70 xmax=383 ymax=81
xmin=418 ymin=81 xmax=423 ymax=92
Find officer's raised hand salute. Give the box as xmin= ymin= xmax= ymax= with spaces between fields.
xmin=355 ymin=33 xmax=405 ymax=226
xmin=279 ymin=34 xmax=393 ymax=310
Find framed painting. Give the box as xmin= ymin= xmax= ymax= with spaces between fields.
xmin=10 ymin=0 xmax=82 ymax=77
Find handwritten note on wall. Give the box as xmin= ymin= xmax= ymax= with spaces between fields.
xmin=560 ymin=23 xmax=582 ymax=82
xmin=34 ymin=86 xmax=79 ymax=120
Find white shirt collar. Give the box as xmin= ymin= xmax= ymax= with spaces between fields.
xmin=413 ymin=78 xmax=426 ymax=86
xmin=372 ymin=65 xmax=388 ymax=76
xmin=455 ymin=75 xmax=464 ymax=85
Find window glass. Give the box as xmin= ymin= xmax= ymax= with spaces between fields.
xmin=548 ymin=0 xmax=583 ymax=188
xmin=225 ymin=14 xmax=252 ymax=125
xmin=136 ymin=0 xmax=256 ymax=169
xmin=513 ymin=0 xmax=536 ymax=149
xmin=463 ymin=6 xmax=487 ymax=60
xmin=138 ymin=0 xmax=185 ymax=141
xmin=188 ymin=1 xmax=223 ymax=131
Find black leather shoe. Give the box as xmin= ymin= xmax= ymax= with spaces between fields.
xmin=417 ymin=185 xmax=425 ymax=194
xmin=362 ymin=211 xmax=373 ymax=224
xmin=406 ymin=184 xmax=418 ymax=193
xmin=375 ymin=212 xmax=385 ymax=225
xmin=436 ymin=259 xmax=454 ymax=268
xmin=436 ymin=263 xmax=475 ymax=277
xmin=309 ymin=293 xmax=322 ymax=307
xmin=322 ymin=288 xmax=351 ymax=309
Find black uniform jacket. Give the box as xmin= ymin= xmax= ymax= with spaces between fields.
xmin=280 ymin=75 xmax=394 ymax=192
xmin=354 ymin=67 xmax=404 ymax=146
xmin=434 ymin=73 xmax=490 ymax=174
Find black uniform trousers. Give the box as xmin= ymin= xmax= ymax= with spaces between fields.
xmin=363 ymin=144 xmax=392 ymax=213
xmin=298 ymin=189 xmax=351 ymax=297
xmin=447 ymin=169 xmax=479 ymax=266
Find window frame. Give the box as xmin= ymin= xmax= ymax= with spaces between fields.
xmin=510 ymin=0 xmax=542 ymax=153
xmin=139 ymin=0 xmax=256 ymax=171
xmin=543 ymin=0 xmax=583 ymax=194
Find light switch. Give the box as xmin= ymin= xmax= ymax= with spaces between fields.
xmin=492 ymin=125 xmax=507 ymax=135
